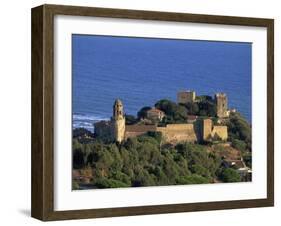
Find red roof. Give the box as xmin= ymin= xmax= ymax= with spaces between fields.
xmin=187 ymin=115 xmax=198 ymax=120
xmin=147 ymin=108 xmax=164 ymax=114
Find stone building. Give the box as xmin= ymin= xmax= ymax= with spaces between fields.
xmin=94 ymin=99 xmax=228 ymax=144
xmin=94 ymin=120 xmax=114 ymax=141
xmin=215 ymin=93 xmax=229 ymax=118
xmin=186 ymin=115 xmax=198 ymax=123
xmin=94 ymin=99 xmax=125 ymax=143
xmin=177 ymin=90 xmax=196 ymax=104
xmin=201 ymin=118 xmax=228 ymax=141
xmin=146 ymin=107 xmax=165 ymax=122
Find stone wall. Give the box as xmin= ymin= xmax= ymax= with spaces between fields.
xmin=212 ymin=126 xmax=228 ymax=141
xmin=200 ymin=118 xmax=228 ymax=141
xmin=125 ymin=125 xmax=157 ymax=139
xmin=202 ymin=118 xmax=212 ymax=140
xmin=95 ymin=118 xmax=227 ymax=144
xmin=156 ymin=124 xmax=197 ymax=144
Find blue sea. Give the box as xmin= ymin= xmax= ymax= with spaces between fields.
xmin=72 ymin=35 xmax=252 ymax=132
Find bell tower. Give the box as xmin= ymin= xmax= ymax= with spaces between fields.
xmin=113 ymin=99 xmax=124 ymax=120
xmin=112 ymin=99 xmax=125 ymax=142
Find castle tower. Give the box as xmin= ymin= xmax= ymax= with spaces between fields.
xmin=215 ymin=93 xmax=228 ymax=118
xmin=177 ymin=90 xmax=196 ymax=104
xmin=202 ymin=118 xmax=213 ymax=141
xmin=112 ymin=99 xmax=125 ymax=143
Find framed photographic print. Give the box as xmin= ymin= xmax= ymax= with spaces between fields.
xmin=31 ymin=4 xmax=274 ymax=221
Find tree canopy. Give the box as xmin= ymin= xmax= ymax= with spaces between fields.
xmin=72 ymin=131 xmax=244 ymax=189
xmin=155 ymin=99 xmax=187 ymax=123
xmin=72 ymin=98 xmax=251 ymax=189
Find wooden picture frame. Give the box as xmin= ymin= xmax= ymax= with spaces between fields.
xmin=31 ymin=4 xmax=274 ymax=221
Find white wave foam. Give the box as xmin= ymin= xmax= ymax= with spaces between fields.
xmin=73 ymin=113 xmax=110 ymax=132
xmin=73 ymin=113 xmax=109 ymax=122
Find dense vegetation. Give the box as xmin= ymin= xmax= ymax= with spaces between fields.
xmin=73 ymin=131 xmax=242 ymax=189
xmin=155 ymin=99 xmax=188 ymax=124
xmin=136 ymin=97 xmax=217 ymax=125
xmin=156 ymin=96 xmax=216 ymax=118
xmin=226 ymin=112 xmax=252 ymax=167
xmin=73 ymin=98 xmax=251 ymax=189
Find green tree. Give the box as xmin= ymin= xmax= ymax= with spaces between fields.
xmin=73 ymin=148 xmax=84 ymax=169
xmin=198 ymin=100 xmax=216 ymax=117
xmin=73 ymin=131 xmax=225 ymax=188
xmin=137 ymin=106 xmax=151 ymax=119
xmin=184 ymin=102 xmax=199 ymax=115
xmin=155 ymin=99 xmax=187 ymax=123
xmin=232 ymin=139 xmax=247 ymax=152
xmin=94 ymin=178 xmax=129 ymax=188
xmin=227 ymin=112 xmax=251 ymax=151
xmin=176 ymin=174 xmax=210 ymax=184
xmin=125 ymin=114 xmax=138 ymax=125
xmin=220 ymin=168 xmax=241 ymax=182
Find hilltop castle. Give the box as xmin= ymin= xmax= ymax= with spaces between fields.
xmin=94 ymin=92 xmax=228 ymax=144
xmin=177 ymin=90 xmax=230 ymax=118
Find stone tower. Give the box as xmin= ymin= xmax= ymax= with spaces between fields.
xmin=215 ymin=93 xmax=228 ymax=118
xmin=177 ymin=90 xmax=196 ymax=104
xmin=202 ymin=118 xmax=212 ymax=141
xmin=112 ymin=99 xmax=125 ymax=143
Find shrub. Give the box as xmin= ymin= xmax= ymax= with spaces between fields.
xmin=176 ymin=174 xmax=210 ymax=184
xmin=227 ymin=112 xmax=251 ymax=151
xmin=94 ymin=178 xmax=129 ymax=188
xmin=125 ymin=114 xmax=138 ymax=125
xmin=220 ymin=168 xmax=241 ymax=182
xmin=232 ymin=139 xmax=247 ymax=152
xmin=73 ymin=148 xmax=84 ymax=169
xmin=137 ymin=106 xmax=151 ymax=119
xmin=155 ymin=99 xmax=187 ymax=123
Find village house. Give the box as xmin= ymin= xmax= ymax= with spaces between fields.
xmin=186 ymin=115 xmax=198 ymax=123
xmin=146 ymin=107 xmax=165 ymax=122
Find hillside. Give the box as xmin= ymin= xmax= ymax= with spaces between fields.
xmin=72 ymin=98 xmax=252 ymax=189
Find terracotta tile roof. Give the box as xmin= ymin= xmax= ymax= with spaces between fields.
xmin=147 ymin=108 xmax=164 ymax=114
xmin=187 ymin=115 xmax=198 ymax=120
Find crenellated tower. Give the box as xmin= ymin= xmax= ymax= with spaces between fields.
xmin=215 ymin=93 xmax=228 ymax=118
xmin=177 ymin=90 xmax=196 ymax=104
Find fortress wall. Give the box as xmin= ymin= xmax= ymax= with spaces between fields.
xmin=95 ymin=119 xmax=227 ymax=143
xmin=202 ymin=119 xmax=213 ymax=140
xmin=125 ymin=131 xmax=148 ymax=139
xmin=166 ymin=124 xmax=194 ymax=130
xmin=125 ymin=124 xmax=157 ymax=139
xmin=156 ymin=124 xmax=197 ymax=143
xmin=212 ymin=126 xmax=228 ymax=141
